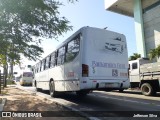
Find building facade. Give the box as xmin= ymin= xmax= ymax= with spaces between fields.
xmin=105 ymin=0 xmax=160 ymax=61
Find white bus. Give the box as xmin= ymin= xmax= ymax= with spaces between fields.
xmin=13 ymin=65 xmax=33 ymax=86
xmin=20 ymin=71 xmax=33 ymax=86
xmin=33 ymin=27 xmax=130 ymax=97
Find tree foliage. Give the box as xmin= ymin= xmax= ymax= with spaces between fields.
xmin=0 ymin=0 xmax=73 ymax=64
xmin=149 ymin=45 xmax=160 ymax=60
xmin=129 ymin=53 xmax=141 ymax=61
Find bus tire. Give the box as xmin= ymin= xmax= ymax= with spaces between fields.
xmin=119 ymin=89 xmax=124 ymax=92
xmin=49 ymin=81 xmax=57 ymax=97
xmin=141 ymin=83 xmax=155 ymax=96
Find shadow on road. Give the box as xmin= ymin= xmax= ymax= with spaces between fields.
xmin=112 ymin=90 xmax=160 ymax=97
xmin=112 ymin=90 xmax=142 ymax=95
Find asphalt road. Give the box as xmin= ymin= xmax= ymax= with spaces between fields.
xmin=16 ymin=83 xmax=160 ymax=120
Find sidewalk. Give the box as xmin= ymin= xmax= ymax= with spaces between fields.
xmin=0 ymin=98 xmax=6 ymax=111
xmin=0 ymin=86 xmax=87 ymax=120
xmin=0 ymin=90 xmax=7 ymax=112
xmin=0 ymin=98 xmax=2 ymax=111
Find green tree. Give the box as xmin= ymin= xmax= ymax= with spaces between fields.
xmin=0 ymin=0 xmax=77 ymax=85
xmin=149 ymin=45 xmax=160 ymax=60
xmin=129 ymin=53 xmax=141 ymax=61
xmin=0 ymin=0 xmax=73 ymax=62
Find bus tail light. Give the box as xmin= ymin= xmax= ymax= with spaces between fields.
xmin=82 ymin=64 xmax=89 ymax=77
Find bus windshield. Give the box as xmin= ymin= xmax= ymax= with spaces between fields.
xmin=23 ymin=72 xmax=33 ymax=77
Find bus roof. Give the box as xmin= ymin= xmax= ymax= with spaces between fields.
xmin=57 ymin=26 xmax=124 ymax=49
xmin=34 ymin=26 xmax=125 ymax=65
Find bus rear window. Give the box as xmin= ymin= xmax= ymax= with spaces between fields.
xmin=23 ymin=72 xmax=33 ymax=77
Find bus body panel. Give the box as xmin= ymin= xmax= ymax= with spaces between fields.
xmin=80 ymin=27 xmax=129 ymax=90
xmin=35 ymin=70 xmax=49 ymax=89
xmin=51 ymin=66 xmax=65 ymax=91
xmin=36 ymin=66 xmax=65 ymax=91
xmin=64 ymin=54 xmax=81 ymax=91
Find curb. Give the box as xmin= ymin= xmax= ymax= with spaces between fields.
xmin=0 ymin=98 xmax=7 ymax=111
xmin=15 ymin=86 xmax=100 ymax=120
xmin=37 ymin=93 xmax=100 ymax=120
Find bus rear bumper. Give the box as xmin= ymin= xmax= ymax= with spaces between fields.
xmin=80 ymin=78 xmax=130 ymax=90
xmin=20 ymin=81 xmax=32 ymax=86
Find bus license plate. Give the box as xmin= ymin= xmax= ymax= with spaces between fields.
xmin=105 ymin=83 xmax=114 ymax=88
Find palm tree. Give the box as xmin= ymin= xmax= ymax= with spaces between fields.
xmin=149 ymin=45 xmax=160 ymax=60
xmin=149 ymin=49 xmax=157 ymax=60
xmin=129 ymin=53 xmax=141 ymax=61
xmin=156 ymin=45 xmax=160 ymax=58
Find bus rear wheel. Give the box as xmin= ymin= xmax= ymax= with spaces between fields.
xmin=49 ymin=81 xmax=57 ymax=97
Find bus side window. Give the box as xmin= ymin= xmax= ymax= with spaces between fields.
xmin=45 ymin=56 xmax=50 ymax=69
xmin=132 ymin=62 xmax=138 ymax=69
xmin=35 ymin=65 xmax=37 ymax=73
xmin=37 ymin=63 xmax=39 ymax=73
xmin=39 ymin=62 xmax=42 ymax=72
xmin=55 ymin=51 xmax=58 ymax=66
xmin=57 ymin=46 xmax=65 ymax=65
xmin=66 ymin=35 xmax=80 ymax=62
xmin=33 ymin=67 xmax=35 ymax=74
xmin=50 ymin=52 xmax=56 ymax=67
xmin=48 ymin=55 xmax=51 ymax=68
xmin=40 ymin=60 xmax=44 ymax=71
xmin=44 ymin=59 xmax=46 ymax=70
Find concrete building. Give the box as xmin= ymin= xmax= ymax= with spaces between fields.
xmin=105 ymin=0 xmax=160 ymax=61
